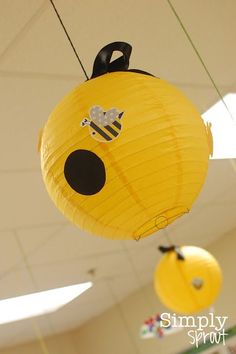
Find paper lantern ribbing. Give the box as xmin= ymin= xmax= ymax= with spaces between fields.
xmin=154 ymin=246 xmax=222 ymax=314
xmin=40 ymin=42 xmax=213 ymax=240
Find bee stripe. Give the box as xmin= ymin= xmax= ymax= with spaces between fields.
xmin=104 ymin=125 xmax=119 ymax=137
xmin=112 ymin=120 xmax=121 ymax=129
xmin=90 ymin=122 xmax=112 ymax=141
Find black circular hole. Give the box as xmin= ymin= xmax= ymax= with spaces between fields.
xmin=64 ymin=150 xmax=106 ymax=195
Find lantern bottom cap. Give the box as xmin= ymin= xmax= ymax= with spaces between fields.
xmin=133 ymin=206 xmax=189 ymax=240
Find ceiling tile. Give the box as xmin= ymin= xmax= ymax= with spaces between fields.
xmin=28 ymin=258 xmax=97 ymax=291
xmin=0 ymin=172 xmax=64 ymax=229
xmin=0 ymin=0 xmax=45 ymax=57
xmin=0 ymin=3 xmax=86 ymax=77
xmin=0 ymin=76 xmax=79 ymax=171
xmin=171 ymin=0 xmax=236 ymax=87
xmin=0 ymin=267 xmax=33 ymax=299
xmin=17 ymin=224 xmax=66 ymax=256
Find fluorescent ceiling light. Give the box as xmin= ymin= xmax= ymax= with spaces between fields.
xmin=0 ymin=282 xmax=92 ymax=325
xmin=202 ymin=93 xmax=236 ymax=159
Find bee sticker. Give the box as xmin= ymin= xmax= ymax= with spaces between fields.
xmin=81 ymin=105 xmax=124 ymax=142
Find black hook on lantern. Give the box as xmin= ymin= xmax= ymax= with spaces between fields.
xmin=91 ymin=42 xmax=132 ymax=79
xmin=158 ymin=245 xmax=185 ymax=261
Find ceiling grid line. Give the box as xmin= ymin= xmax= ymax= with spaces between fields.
xmin=166 ymin=0 xmax=234 ymax=121
xmin=0 ymin=225 xmax=67 ymax=282
xmin=0 ymin=69 xmax=84 ymax=82
xmin=0 ymin=221 xmax=68 ymax=234
xmin=0 ymin=0 xmax=49 ymax=64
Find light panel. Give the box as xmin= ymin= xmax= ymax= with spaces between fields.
xmin=0 ymin=282 xmax=92 ymax=325
xmin=202 ymin=93 xmax=236 ymax=159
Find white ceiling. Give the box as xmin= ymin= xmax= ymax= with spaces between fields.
xmin=0 ymin=0 xmax=236 ymax=348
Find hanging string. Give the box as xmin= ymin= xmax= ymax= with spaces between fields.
xmin=163 ymin=228 xmax=173 ymax=246
xmin=121 ymin=242 xmax=157 ymax=315
xmin=230 ymin=159 xmax=236 ymax=173
xmin=106 ymin=278 xmax=142 ymax=354
xmin=14 ymin=231 xmax=51 ymax=354
xmin=86 ymin=267 xmax=141 ymax=354
xmin=49 ymin=0 xmax=89 ymax=80
xmin=166 ymin=0 xmax=234 ymax=121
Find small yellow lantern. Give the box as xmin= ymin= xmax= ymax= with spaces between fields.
xmin=154 ymin=246 xmax=222 ymax=314
xmin=39 ymin=42 xmax=212 ymax=240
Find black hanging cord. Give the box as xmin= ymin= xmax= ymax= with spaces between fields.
xmin=159 ymin=245 xmax=185 ymax=261
xmin=49 ymin=0 xmax=89 ymax=80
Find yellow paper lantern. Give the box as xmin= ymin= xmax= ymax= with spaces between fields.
xmin=39 ymin=42 xmax=213 ymax=240
xmin=154 ymin=246 xmax=222 ymax=314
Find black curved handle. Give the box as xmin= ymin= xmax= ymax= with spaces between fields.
xmin=91 ymin=42 xmax=132 ymax=79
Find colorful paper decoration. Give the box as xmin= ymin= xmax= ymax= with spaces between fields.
xmin=154 ymin=246 xmax=222 ymax=314
xmin=40 ymin=42 xmax=212 ymax=240
xmin=140 ymin=313 xmax=182 ymax=339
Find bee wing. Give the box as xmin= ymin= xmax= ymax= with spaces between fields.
xmin=105 ymin=108 xmax=120 ymax=125
xmin=89 ymin=106 xmax=107 ymax=126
